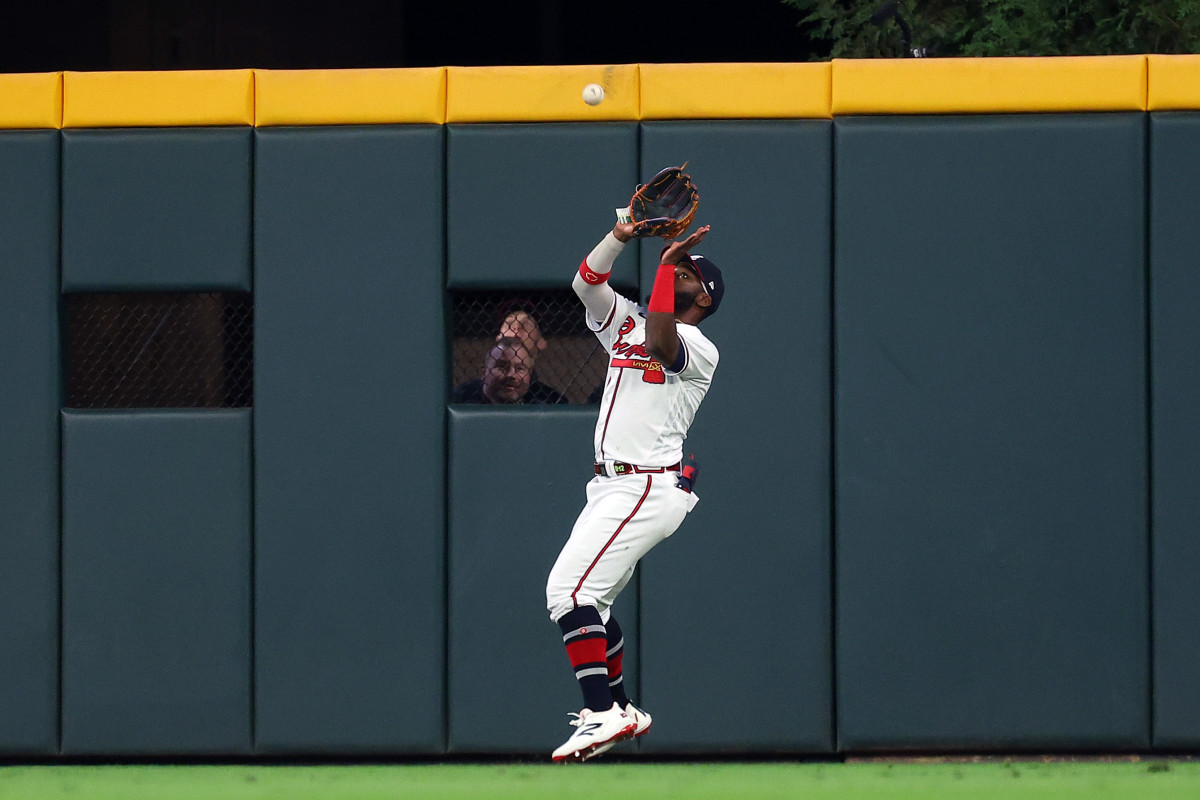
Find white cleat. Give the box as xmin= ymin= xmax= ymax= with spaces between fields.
xmin=551 ymin=703 xmax=636 ymax=763
xmin=582 ymin=703 xmax=653 ymax=760
xmin=624 ymin=703 xmax=653 ymax=738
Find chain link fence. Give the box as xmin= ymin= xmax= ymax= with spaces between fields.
xmin=66 ymin=288 xmax=631 ymax=409
xmin=451 ymin=288 xmax=636 ymax=405
xmin=66 ymin=292 xmax=253 ymax=409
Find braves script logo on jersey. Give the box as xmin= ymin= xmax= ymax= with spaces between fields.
xmin=612 ymin=316 xmax=665 ymax=384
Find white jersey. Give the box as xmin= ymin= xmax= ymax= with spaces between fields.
xmin=587 ymin=292 xmax=719 ymax=466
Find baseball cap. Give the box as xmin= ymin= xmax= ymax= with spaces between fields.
xmin=682 ymin=253 xmax=724 ymax=318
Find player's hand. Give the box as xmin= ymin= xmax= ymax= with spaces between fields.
xmin=612 ymin=220 xmax=636 ymax=243
xmin=660 ymin=225 xmax=710 ymax=264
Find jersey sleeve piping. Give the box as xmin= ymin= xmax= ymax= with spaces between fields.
xmin=588 ymin=295 xmax=619 ymax=333
xmin=663 ymin=334 xmax=689 ymax=375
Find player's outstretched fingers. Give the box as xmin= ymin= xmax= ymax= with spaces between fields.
xmin=661 ymin=225 xmax=711 ymax=265
xmin=683 ymin=225 xmax=711 ymax=249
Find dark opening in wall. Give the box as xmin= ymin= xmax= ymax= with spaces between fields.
xmin=66 ymin=292 xmax=253 ymax=409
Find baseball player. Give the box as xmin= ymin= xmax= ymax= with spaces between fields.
xmin=545 ymin=214 xmax=724 ymax=762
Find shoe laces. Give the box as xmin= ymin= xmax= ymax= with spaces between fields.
xmin=566 ymin=709 xmax=593 ymax=729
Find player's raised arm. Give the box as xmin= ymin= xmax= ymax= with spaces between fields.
xmin=645 ymin=225 xmax=711 ymax=369
xmin=572 ymin=221 xmax=632 ymax=322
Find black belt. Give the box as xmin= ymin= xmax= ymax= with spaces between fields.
xmin=594 ymin=461 xmax=681 ymax=477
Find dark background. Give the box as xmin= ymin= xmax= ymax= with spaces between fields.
xmin=0 ymin=0 xmax=815 ymax=73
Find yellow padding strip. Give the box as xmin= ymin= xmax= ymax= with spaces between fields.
xmin=1148 ymin=55 xmax=1200 ymax=111
xmin=641 ymin=62 xmax=831 ymax=119
xmin=4 ymin=58 xmax=1176 ymax=129
xmin=833 ymin=56 xmax=1147 ymax=115
xmin=63 ymin=70 xmax=255 ymax=127
xmin=446 ymin=65 xmax=638 ymax=123
xmin=0 ymin=72 xmax=62 ymax=128
xmin=255 ymin=68 xmax=446 ymax=125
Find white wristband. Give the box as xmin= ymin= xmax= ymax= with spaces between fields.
xmin=615 ymin=206 xmax=633 ymax=224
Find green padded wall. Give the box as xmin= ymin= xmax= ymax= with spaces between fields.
xmin=1149 ymin=112 xmax=1200 ymax=748
xmin=2 ymin=107 xmax=1176 ymax=759
xmin=60 ymin=410 xmax=251 ymax=755
xmin=835 ymin=114 xmax=1148 ymax=750
xmin=0 ymin=130 xmax=59 ymax=755
xmin=446 ymin=407 xmax=632 ymax=752
xmin=61 ymin=128 xmax=252 ymax=292
xmin=447 ymin=123 xmax=639 ymax=289
xmin=253 ymin=126 xmax=445 ymax=753
xmin=637 ymin=122 xmax=835 ymax=752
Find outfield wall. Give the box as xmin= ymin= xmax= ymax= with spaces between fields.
xmin=1 ymin=57 xmax=1199 ymax=757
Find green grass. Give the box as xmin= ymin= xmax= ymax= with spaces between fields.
xmin=1 ymin=761 xmax=1198 ymax=800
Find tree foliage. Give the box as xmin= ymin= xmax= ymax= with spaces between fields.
xmin=784 ymin=0 xmax=1200 ymax=59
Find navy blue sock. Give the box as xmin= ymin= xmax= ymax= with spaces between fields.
xmin=557 ymin=606 xmax=612 ymax=712
xmin=604 ymin=615 xmax=632 ymax=708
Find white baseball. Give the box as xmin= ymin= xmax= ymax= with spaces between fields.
xmin=582 ymin=83 xmax=605 ymax=105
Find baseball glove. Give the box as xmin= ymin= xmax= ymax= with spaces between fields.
xmin=621 ymin=165 xmax=699 ymax=238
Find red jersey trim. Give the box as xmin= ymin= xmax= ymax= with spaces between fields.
xmin=571 ymin=476 xmax=653 ymax=608
xmin=598 ymin=297 xmax=618 ymax=331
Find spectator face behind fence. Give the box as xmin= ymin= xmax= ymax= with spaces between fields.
xmin=498 ymin=310 xmax=547 ymax=355
xmin=482 ymin=337 xmax=535 ymax=404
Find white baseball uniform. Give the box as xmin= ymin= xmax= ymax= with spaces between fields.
xmin=546 ymin=232 xmax=719 ymax=623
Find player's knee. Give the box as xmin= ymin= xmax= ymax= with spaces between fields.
xmin=546 ymin=593 xmax=577 ymax=623
xmin=547 ymin=590 xmax=598 ymax=624
xmin=546 ymin=569 xmax=578 ymax=621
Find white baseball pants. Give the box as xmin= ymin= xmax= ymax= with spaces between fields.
xmin=546 ymin=469 xmax=696 ymax=623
